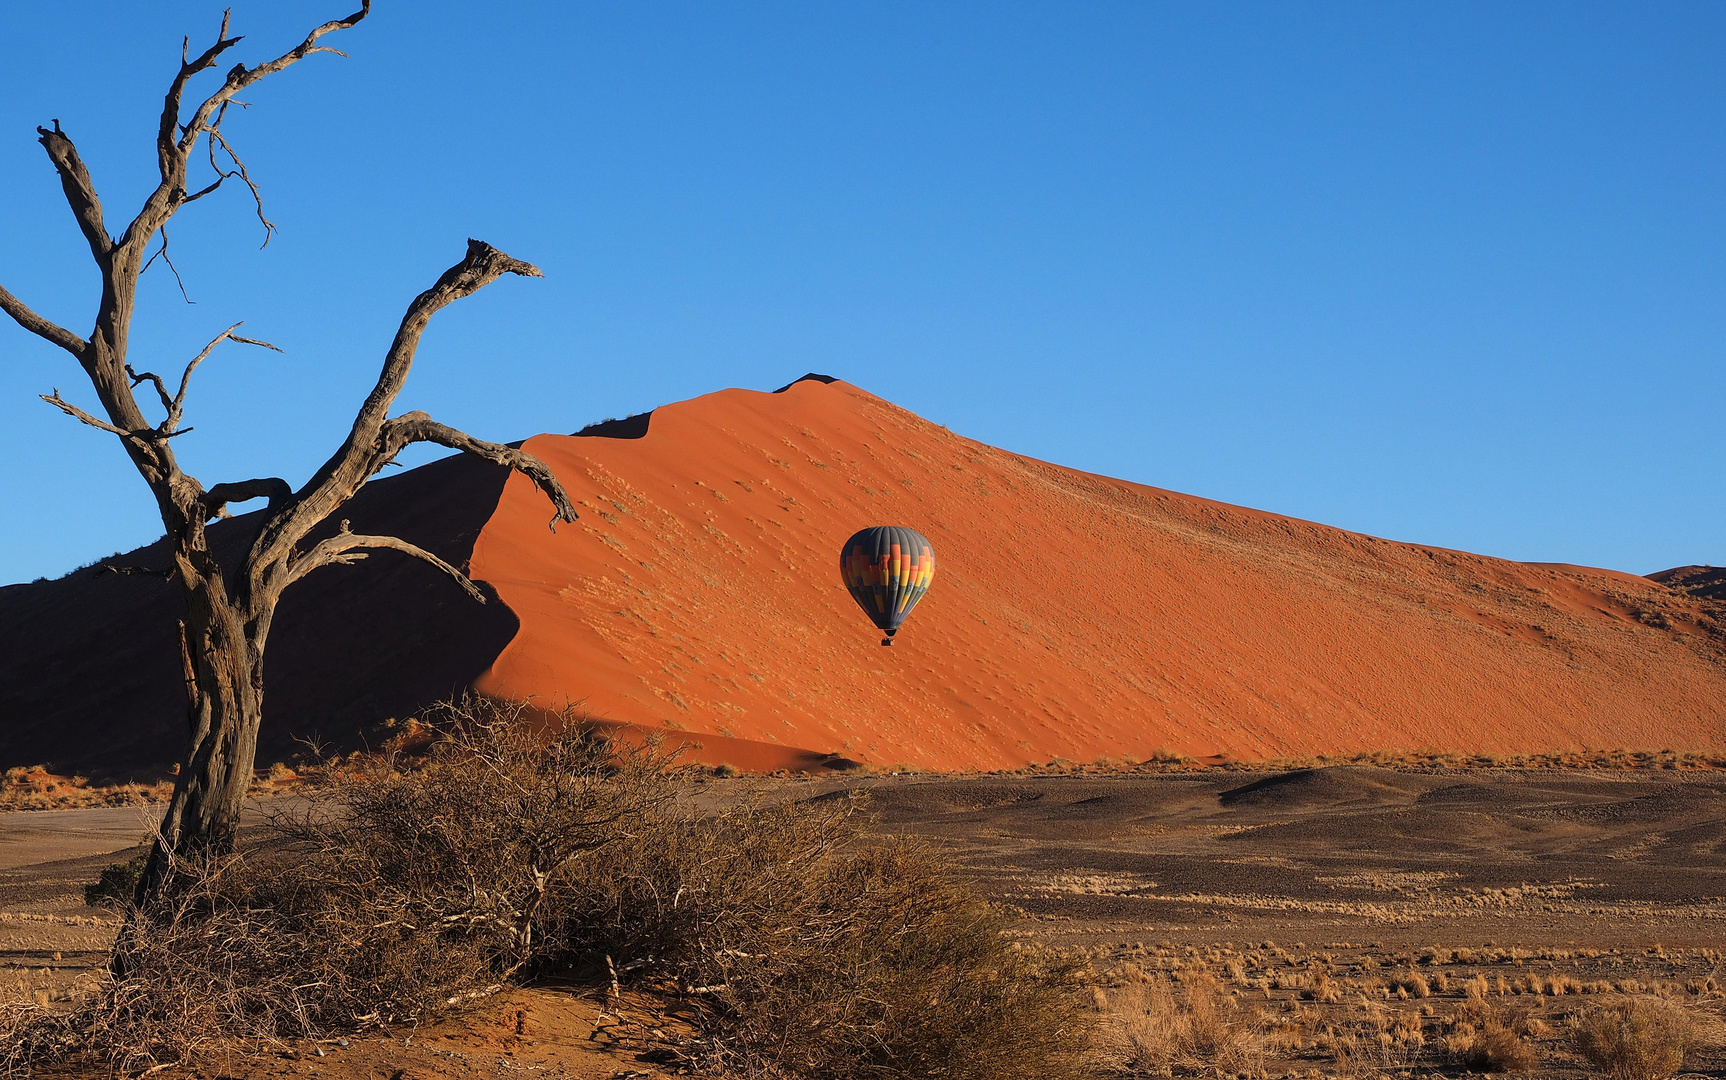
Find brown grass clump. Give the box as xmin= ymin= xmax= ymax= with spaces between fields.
xmin=2 ymin=698 xmax=1087 ymax=1079
xmin=1393 ymin=968 xmax=1431 ymax=998
xmin=1103 ymin=972 xmax=1263 ymax=1075
xmin=1570 ymin=997 xmax=1696 ymax=1080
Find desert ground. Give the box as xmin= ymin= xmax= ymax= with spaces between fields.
xmin=4 ymin=763 xmax=1723 ymax=1078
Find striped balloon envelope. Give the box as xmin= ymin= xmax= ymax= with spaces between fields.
xmin=839 ymin=526 xmax=936 ymax=646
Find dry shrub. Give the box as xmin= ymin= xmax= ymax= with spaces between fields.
xmin=52 ymin=843 xmax=492 ymax=1072
xmin=1104 ymin=972 xmax=1262 ymax=1075
xmin=1571 ymin=997 xmax=1695 ymax=1080
xmin=4 ymin=699 xmax=1087 ymax=1079
xmin=566 ymin=796 xmax=1089 ymax=1079
xmin=1447 ymin=1004 xmax=1536 ymax=1073
xmin=327 ymin=703 xmax=1092 ymax=1079
xmin=0 ymin=1002 xmax=80 ymax=1075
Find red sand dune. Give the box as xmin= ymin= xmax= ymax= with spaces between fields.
xmin=2 ymin=376 xmax=1723 ymax=777
xmin=469 ymin=377 xmax=1726 ymax=770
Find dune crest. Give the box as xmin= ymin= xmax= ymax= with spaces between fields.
xmin=467 ymin=378 xmax=1726 ymax=770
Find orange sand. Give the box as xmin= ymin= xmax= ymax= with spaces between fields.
xmin=468 ymin=379 xmax=1726 ymax=771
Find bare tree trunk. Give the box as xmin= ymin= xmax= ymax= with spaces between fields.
xmin=149 ymin=575 xmax=263 ymax=884
xmin=1 ymin=4 xmax=583 ymax=905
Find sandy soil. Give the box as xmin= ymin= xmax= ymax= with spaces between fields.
xmin=5 ymin=767 xmax=1723 ymax=1078
xmin=852 ymin=765 xmax=1726 ymax=949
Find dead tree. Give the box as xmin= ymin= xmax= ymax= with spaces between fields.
xmin=0 ymin=4 xmax=577 ymax=891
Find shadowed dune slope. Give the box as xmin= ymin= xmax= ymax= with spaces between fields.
xmin=0 ymin=454 xmax=518 ymax=779
xmin=469 ymin=378 xmax=1726 ymax=770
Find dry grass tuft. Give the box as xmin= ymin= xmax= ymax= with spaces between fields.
xmin=1570 ymin=997 xmax=1696 ymax=1080
xmin=1102 ymin=972 xmax=1263 ymax=1076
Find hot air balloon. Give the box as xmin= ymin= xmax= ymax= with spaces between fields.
xmin=840 ymin=526 xmax=936 ymax=646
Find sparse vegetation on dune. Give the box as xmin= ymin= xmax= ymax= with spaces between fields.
xmin=0 ymin=766 xmax=172 ymax=810
xmin=1 ymin=699 xmax=1090 ymax=1078
xmin=1057 ymin=746 xmax=1726 ymax=775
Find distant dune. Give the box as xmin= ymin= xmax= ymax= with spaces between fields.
xmin=3 ymin=376 xmax=1723 ymax=777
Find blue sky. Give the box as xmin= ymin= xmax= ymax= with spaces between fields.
xmin=1 ymin=1 xmax=1721 ymax=584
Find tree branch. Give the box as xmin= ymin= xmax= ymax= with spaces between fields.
xmin=203 ymin=477 xmax=293 ymax=521
xmin=36 ymin=122 xmax=112 ymax=264
xmin=382 ymin=412 xmax=580 ymax=530
xmin=0 ymin=283 xmax=88 ymax=357
xmin=41 ymin=390 xmax=138 ymax=440
xmin=355 ymin=240 xmax=542 ymax=436
xmin=127 ymin=322 xmax=280 ymax=437
xmin=126 ymin=364 xmax=176 ymax=416
xmin=207 ymin=127 xmax=275 ymax=246
xmin=140 ymin=224 xmax=194 ymax=302
xmin=41 ymin=389 xmax=195 ymax=446
xmin=126 ymin=2 xmax=370 ymax=251
xmin=157 ymin=10 xmax=244 ymax=184
xmin=173 ymin=322 xmax=280 ymax=423
xmin=172 ymin=3 xmax=370 ymax=166
xmin=207 ymin=2 xmax=369 ymax=110
xmin=287 ymin=519 xmax=485 ymax=602
xmin=257 ymin=240 xmax=545 ymax=563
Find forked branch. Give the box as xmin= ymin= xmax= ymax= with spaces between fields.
xmin=287 ymin=519 xmax=485 ymax=601
xmin=354 ymin=240 xmax=542 ymax=435
xmin=168 ymin=3 xmax=370 ymax=177
xmin=126 ymin=2 xmax=370 ymax=251
xmin=128 ymin=322 xmax=279 ymax=436
xmin=207 ymin=126 xmax=276 ymax=244
xmin=156 ymin=9 xmax=243 ymax=181
xmin=140 ymin=224 xmax=194 ymax=301
xmin=260 ymin=239 xmax=552 ymax=559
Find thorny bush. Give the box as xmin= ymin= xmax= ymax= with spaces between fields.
xmin=2 ymin=699 xmax=1089 ymax=1079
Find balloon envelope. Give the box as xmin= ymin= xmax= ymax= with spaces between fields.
xmin=840 ymin=526 xmax=936 ymax=641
